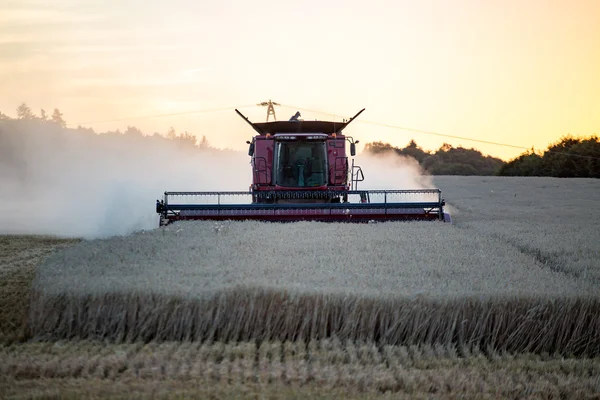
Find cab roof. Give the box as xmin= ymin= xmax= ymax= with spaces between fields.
xmin=235 ymin=108 xmax=365 ymax=136
xmin=252 ymin=121 xmax=348 ymax=135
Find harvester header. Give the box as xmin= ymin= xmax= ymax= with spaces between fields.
xmin=156 ymin=108 xmax=451 ymax=225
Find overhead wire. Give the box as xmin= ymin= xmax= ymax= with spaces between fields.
xmin=280 ymin=104 xmax=600 ymax=161
xmin=279 ymin=103 xmax=530 ymax=150
xmin=73 ymin=105 xmax=255 ymax=125
xmin=361 ymin=120 xmax=600 ymax=161
xmin=72 ymin=102 xmax=600 ymax=162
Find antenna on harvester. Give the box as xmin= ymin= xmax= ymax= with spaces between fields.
xmin=257 ymin=99 xmax=280 ymax=121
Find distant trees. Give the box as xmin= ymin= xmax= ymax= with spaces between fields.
xmin=423 ymin=144 xmax=504 ymax=175
xmin=7 ymin=103 xmax=67 ymax=127
xmin=124 ymin=126 xmax=144 ymax=136
xmin=16 ymin=102 xmax=35 ymax=120
xmin=166 ymin=126 xmax=208 ymax=148
xmin=0 ymin=102 xmax=211 ymax=151
xmin=498 ymin=136 xmax=600 ymax=178
xmin=5 ymin=102 xmax=596 ymax=178
xmin=51 ymin=108 xmax=66 ymax=127
xmin=365 ymin=135 xmax=600 ymax=178
xmin=364 ymin=140 xmax=504 ymax=175
xmin=397 ymin=140 xmax=429 ymax=163
xmin=497 ymin=151 xmax=542 ymax=176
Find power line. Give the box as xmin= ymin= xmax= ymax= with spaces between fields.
xmin=279 ymin=104 xmax=344 ymax=120
xmin=257 ymin=100 xmax=280 ymax=121
xmin=365 ymin=120 xmax=600 ymax=161
xmin=73 ymin=105 xmax=255 ymax=125
xmin=70 ymin=102 xmax=599 ymax=162
xmin=359 ymin=120 xmax=529 ymax=150
xmin=280 ymin=103 xmax=528 ymax=150
xmin=280 ymin=104 xmax=600 ymax=161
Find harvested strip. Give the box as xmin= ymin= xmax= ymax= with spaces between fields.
xmin=1 ymin=340 xmax=599 ymax=398
xmin=0 ymin=235 xmax=79 ymax=342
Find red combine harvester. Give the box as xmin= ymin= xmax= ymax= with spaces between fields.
xmin=156 ymin=109 xmax=451 ymax=225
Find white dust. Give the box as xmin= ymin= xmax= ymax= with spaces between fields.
xmin=355 ymin=150 xmax=433 ymax=190
xmin=0 ymin=121 xmax=250 ymax=238
xmin=0 ymin=121 xmax=433 ymax=238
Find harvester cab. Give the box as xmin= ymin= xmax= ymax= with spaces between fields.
xmin=156 ymin=108 xmax=451 ymax=225
xmin=240 ymin=108 xmax=366 ymax=204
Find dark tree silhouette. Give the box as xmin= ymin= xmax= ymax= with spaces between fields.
xmin=51 ymin=108 xmax=66 ymax=127
xmin=1 ymin=103 xmax=214 ymax=157
xmin=364 ymin=140 xmax=504 ymax=175
xmin=499 ymin=135 xmax=600 ymax=178
xmin=16 ymin=103 xmax=35 ymax=120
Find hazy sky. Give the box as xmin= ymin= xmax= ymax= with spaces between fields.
xmin=1 ymin=0 xmax=599 ymax=159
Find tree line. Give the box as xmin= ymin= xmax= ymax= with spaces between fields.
xmin=0 ymin=103 xmax=67 ymax=127
xmin=0 ymin=103 xmax=209 ymax=149
xmin=364 ymin=140 xmax=504 ymax=176
xmin=498 ymin=136 xmax=600 ymax=178
xmin=364 ymin=136 xmax=599 ymax=178
xmin=3 ymin=103 xmax=598 ymax=177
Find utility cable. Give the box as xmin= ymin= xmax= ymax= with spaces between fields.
xmin=362 ymin=120 xmax=600 ymax=161
xmin=280 ymin=103 xmax=530 ymax=150
xmin=73 ymin=105 xmax=255 ymax=125
xmin=71 ymin=102 xmax=599 ymax=162
xmin=280 ymin=104 xmax=600 ymax=161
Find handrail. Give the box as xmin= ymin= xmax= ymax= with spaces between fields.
xmin=252 ymin=156 xmax=271 ymax=184
xmin=157 ymin=188 xmax=447 ymax=223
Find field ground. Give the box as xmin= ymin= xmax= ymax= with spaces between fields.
xmin=2 ymin=340 xmax=599 ymax=399
xmin=1 ymin=176 xmax=600 ymax=398
xmin=0 ymin=235 xmax=79 ymax=343
xmin=435 ymin=177 xmax=600 ymax=282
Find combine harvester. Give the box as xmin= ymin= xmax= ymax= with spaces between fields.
xmin=156 ymin=109 xmax=451 ymax=225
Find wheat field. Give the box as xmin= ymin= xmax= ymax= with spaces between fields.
xmin=2 ymin=339 xmax=599 ymax=398
xmin=1 ymin=176 xmax=600 ymax=398
xmin=26 ymin=220 xmax=600 ymax=355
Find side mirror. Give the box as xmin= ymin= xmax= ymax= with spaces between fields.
xmin=247 ymin=141 xmax=254 ymax=156
xmin=350 ymin=142 xmax=356 ymax=156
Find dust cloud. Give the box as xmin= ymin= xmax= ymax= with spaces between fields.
xmin=0 ymin=121 xmax=250 ymax=238
xmin=0 ymin=120 xmax=434 ymax=238
xmin=355 ymin=151 xmax=433 ymax=190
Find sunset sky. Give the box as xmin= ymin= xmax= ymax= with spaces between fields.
xmin=1 ymin=0 xmax=599 ymax=160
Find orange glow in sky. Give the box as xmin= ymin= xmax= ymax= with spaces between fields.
xmin=1 ymin=0 xmax=599 ymax=160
